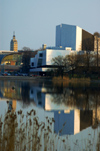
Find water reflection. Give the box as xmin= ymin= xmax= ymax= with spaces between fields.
xmin=0 ymin=80 xmax=100 ymax=142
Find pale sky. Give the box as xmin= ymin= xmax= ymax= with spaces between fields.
xmin=0 ymin=0 xmax=100 ymax=50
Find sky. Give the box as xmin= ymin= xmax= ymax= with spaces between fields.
xmin=0 ymin=0 xmax=100 ymax=50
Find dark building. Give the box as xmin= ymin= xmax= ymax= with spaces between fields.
xmin=82 ymin=29 xmax=94 ymax=51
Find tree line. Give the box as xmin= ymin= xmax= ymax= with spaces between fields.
xmin=51 ymin=52 xmax=100 ymax=77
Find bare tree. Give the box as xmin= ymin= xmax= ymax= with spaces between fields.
xmin=52 ymin=54 xmax=84 ymax=76
xmin=94 ymin=32 xmax=100 ymax=37
xmin=52 ymin=56 xmax=65 ymax=77
xmin=52 ymin=52 xmax=100 ymax=77
xmin=21 ymin=47 xmax=33 ymax=74
xmin=22 ymin=47 xmax=34 ymax=51
xmin=65 ymin=54 xmax=80 ymax=70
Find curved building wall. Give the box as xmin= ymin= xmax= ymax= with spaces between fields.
xmin=0 ymin=54 xmax=7 ymax=64
xmin=1 ymin=53 xmax=22 ymax=65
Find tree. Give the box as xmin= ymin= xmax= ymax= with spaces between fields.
xmin=22 ymin=47 xmax=34 ymax=51
xmin=52 ymin=56 xmax=65 ymax=77
xmin=93 ymin=32 xmax=100 ymax=67
xmin=51 ymin=52 xmax=100 ymax=77
xmin=94 ymin=32 xmax=100 ymax=37
xmin=65 ymin=54 xmax=78 ymax=71
xmin=21 ymin=47 xmax=33 ymax=74
xmin=51 ymin=54 xmax=80 ymax=76
xmin=52 ymin=54 xmax=83 ymax=77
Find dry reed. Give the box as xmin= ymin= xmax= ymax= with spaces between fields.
xmin=0 ymin=109 xmax=100 ymax=151
xmin=52 ymin=76 xmax=91 ymax=87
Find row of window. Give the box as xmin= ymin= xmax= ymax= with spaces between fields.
xmin=31 ymin=53 xmax=43 ymax=67
xmin=31 ymin=59 xmax=42 ymax=67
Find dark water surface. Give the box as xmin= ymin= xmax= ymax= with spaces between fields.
xmin=0 ymin=79 xmax=100 ymax=151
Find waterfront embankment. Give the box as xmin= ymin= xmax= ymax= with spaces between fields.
xmin=0 ymin=76 xmax=52 ymax=81
xmin=0 ymin=76 xmax=100 ymax=84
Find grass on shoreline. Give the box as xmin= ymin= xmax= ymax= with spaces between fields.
xmin=52 ymin=76 xmax=91 ymax=85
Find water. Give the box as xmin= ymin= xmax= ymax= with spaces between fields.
xmin=0 ymin=79 xmax=100 ymax=151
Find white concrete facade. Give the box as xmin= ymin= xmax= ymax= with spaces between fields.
xmin=76 ymin=26 xmax=82 ymax=50
xmin=56 ymin=24 xmax=82 ymax=51
xmin=30 ymin=47 xmax=73 ymax=74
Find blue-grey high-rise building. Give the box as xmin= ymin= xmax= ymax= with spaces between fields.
xmin=56 ymin=24 xmax=94 ymax=51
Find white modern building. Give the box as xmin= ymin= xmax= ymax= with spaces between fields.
xmin=30 ymin=46 xmax=74 ymax=75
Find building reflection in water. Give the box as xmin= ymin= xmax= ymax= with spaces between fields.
xmin=8 ymin=100 xmax=17 ymax=112
xmin=29 ymin=85 xmax=95 ymax=136
xmin=50 ymin=109 xmax=80 ymax=136
xmin=30 ymin=85 xmax=45 ymax=108
xmin=0 ymin=80 xmax=100 ymax=136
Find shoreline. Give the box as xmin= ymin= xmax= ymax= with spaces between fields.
xmin=0 ymin=76 xmax=100 ymax=83
xmin=0 ymin=76 xmax=52 ymax=81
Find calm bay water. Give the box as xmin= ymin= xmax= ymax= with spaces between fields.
xmin=0 ymin=79 xmax=100 ymax=151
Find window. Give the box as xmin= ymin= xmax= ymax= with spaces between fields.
xmin=31 ymin=62 xmax=34 ymax=66
xmin=37 ymin=92 xmax=42 ymax=105
xmin=38 ymin=59 xmax=42 ymax=66
xmin=39 ymin=53 xmax=43 ymax=57
xmin=31 ymin=89 xmax=33 ymax=94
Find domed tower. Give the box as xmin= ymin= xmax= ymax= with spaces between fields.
xmin=10 ymin=32 xmax=18 ymax=52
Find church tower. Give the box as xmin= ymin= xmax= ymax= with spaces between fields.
xmin=10 ymin=32 xmax=18 ymax=52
